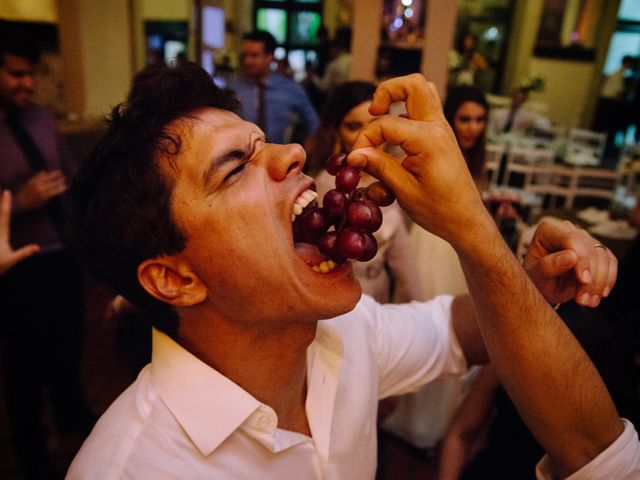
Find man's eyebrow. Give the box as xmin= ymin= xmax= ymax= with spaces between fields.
xmin=201 ymin=147 xmax=249 ymax=187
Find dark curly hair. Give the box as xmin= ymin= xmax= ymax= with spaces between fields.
xmin=70 ymin=62 xmax=240 ymax=337
xmin=0 ymin=23 xmax=41 ymax=65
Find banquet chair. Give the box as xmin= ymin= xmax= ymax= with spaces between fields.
xmin=525 ymin=165 xmax=619 ymax=209
xmin=564 ymin=128 xmax=607 ymax=165
xmin=524 ymin=164 xmax=574 ymax=209
xmin=484 ymin=143 xmax=505 ymax=188
xmin=503 ymin=146 xmax=555 ymax=188
xmin=570 ymin=167 xmax=620 ymax=209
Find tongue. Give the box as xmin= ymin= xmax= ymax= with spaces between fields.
xmin=294 ymin=242 xmax=328 ymax=267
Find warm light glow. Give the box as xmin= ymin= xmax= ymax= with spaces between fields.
xmin=401 ymin=0 xmax=413 ymax=6
xmin=0 ymin=0 xmax=57 ymax=22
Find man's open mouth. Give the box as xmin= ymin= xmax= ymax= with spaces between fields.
xmin=291 ymin=188 xmax=339 ymax=273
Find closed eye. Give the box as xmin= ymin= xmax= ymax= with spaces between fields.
xmin=224 ymin=162 xmax=246 ymax=181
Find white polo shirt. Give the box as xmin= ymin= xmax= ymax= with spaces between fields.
xmin=67 ymin=295 xmax=466 ymax=479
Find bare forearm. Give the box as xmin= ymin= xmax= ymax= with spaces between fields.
xmin=437 ymin=434 xmax=472 ymax=480
xmin=455 ymin=225 xmax=622 ymax=476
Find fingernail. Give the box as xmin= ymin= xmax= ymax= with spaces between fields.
xmin=603 ymin=286 xmax=610 ymax=297
xmin=556 ymin=251 xmax=574 ymax=267
xmin=580 ymin=270 xmax=592 ymax=283
xmin=580 ymin=292 xmax=590 ymax=305
xmin=591 ymin=295 xmax=600 ymax=307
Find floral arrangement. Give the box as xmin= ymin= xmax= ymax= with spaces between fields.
xmin=520 ymin=74 xmax=545 ymax=92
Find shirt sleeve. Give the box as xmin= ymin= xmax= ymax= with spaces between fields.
xmin=535 ymin=419 xmax=640 ymax=480
xmin=358 ymin=295 xmax=468 ymax=399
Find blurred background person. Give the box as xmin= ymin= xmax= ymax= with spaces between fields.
xmin=307 ymin=27 xmax=352 ymax=94
xmin=488 ymin=87 xmax=552 ymax=136
xmin=438 ymin=197 xmax=640 ymax=478
xmin=227 ymin=30 xmax=319 ymax=144
xmin=307 ymin=80 xmax=422 ymax=305
xmin=593 ymin=55 xmax=637 ymax=157
xmin=0 ymin=27 xmax=94 ymax=480
xmin=381 ymin=85 xmax=490 ymax=452
xmin=449 ymin=32 xmax=489 ymax=87
xmin=437 ymin=303 xmax=640 ymax=480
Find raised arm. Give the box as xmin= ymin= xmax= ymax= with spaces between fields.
xmin=347 ymin=74 xmax=625 ymax=477
xmin=437 ymin=366 xmax=500 ymax=480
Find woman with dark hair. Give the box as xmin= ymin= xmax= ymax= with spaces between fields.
xmin=443 ymin=85 xmax=490 ymax=183
xmin=306 ymin=81 xmax=422 ymax=305
xmin=305 ymin=81 xmax=376 ymax=175
xmin=407 ymin=84 xmax=489 ymax=301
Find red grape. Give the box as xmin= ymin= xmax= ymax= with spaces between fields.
xmin=365 ymin=181 xmax=395 ymax=206
xmin=318 ymin=232 xmax=346 ymax=263
xmin=323 ymin=189 xmax=348 ymax=218
xmin=358 ymin=232 xmax=378 ymax=261
xmin=337 ymin=227 xmax=366 ymax=259
xmin=326 ymin=153 xmax=347 ymax=175
xmin=335 ymin=166 xmax=360 ymax=194
xmin=346 ymin=200 xmax=382 ymax=233
xmin=300 ymin=207 xmax=330 ymax=237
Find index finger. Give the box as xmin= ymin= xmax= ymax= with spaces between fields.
xmin=349 ymin=115 xmax=431 ymax=154
xmin=370 ymin=74 xmax=446 ymax=123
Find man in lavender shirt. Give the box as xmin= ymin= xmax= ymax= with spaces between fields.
xmin=0 ymin=27 xmax=93 ymax=480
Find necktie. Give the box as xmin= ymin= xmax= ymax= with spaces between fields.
xmin=5 ymin=110 xmax=66 ymax=234
xmin=256 ymin=82 xmax=267 ymax=135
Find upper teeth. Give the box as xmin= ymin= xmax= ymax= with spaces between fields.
xmin=291 ymin=189 xmax=318 ymax=221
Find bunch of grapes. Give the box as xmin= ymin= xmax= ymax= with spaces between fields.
xmin=294 ymin=153 xmax=396 ymax=264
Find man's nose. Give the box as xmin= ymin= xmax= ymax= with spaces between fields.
xmin=263 ymin=143 xmax=306 ymax=181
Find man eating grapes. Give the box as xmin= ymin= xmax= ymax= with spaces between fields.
xmin=66 ymin=64 xmax=639 ymax=479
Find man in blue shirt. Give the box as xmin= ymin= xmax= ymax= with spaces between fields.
xmin=227 ymin=31 xmax=319 ymax=144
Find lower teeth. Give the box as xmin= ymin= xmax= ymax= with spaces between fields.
xmin=312 ymin=260 xmax=336 ymax=273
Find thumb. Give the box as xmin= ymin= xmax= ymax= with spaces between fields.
xmin=348 ymin=147 xmax=415 ymax=196
xmin=527 ymin=250 xmax=577 ymax=283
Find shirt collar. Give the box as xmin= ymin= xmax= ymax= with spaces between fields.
xmin=149 ymin=323 xmax=345 ymax=459
xmin=150 ymin=329 xmax=262 ymax=456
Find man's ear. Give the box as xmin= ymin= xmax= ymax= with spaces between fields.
xmin=137 ymin=257 xmax=207 ymax=307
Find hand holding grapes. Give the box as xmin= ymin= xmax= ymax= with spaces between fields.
xmin=347 ymin=74 xmax=496 ymax=251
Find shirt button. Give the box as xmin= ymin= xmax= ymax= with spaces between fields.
xmin=257 ymin=415 xmax=271 ymax=430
